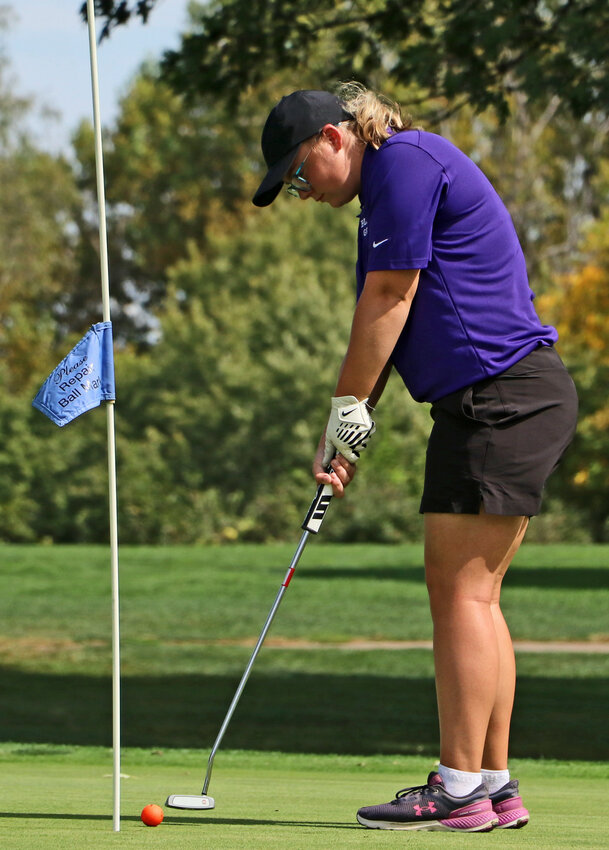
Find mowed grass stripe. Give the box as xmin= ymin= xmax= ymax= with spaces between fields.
xmin=1 ymin=543 xmax=607 ymax=762
xmin=1 ymin=648 xmax=607 ymax=760
xmin=2 ymin=543 xmax=608 ymax=643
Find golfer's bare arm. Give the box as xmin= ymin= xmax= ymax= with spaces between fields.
xmin=314 ymin=268 xmax=419 ymax=493
xmin=335 ymin=268 xmax=419 ymax=400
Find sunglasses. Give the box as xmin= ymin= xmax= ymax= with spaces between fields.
xmin=285 ymin=148 xmax=314 ymax=197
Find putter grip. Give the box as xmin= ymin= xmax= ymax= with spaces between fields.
xmin=302 ymin=466 xmax=334 ymax=533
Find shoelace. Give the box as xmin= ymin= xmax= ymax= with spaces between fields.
xmin=395 ymin=783 xmax=438 ymax=799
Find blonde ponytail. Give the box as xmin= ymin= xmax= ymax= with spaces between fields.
xmin=335 ymin=82 xmax=412 ymax=149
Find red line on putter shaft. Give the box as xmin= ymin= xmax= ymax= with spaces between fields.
xmin=282 ymin=567 xmax=296 ymax=587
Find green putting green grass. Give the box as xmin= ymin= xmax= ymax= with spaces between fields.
xmin=0 ymin=747 xmax=606 ymax=849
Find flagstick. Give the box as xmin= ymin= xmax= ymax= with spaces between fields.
xmin=85 ymin=0 xmax=121 ymax=832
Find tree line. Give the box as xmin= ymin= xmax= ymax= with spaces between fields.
xmin=1 ymin=4 xmax=609 ymax=542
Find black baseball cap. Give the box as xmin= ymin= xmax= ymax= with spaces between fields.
xmin=252 ymin=90 xmax=353 ymax=207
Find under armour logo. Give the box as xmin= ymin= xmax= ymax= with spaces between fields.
xmin=413 ymin=802 xmax=437 ymax=816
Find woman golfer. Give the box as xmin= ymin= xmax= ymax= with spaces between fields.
xmin=253 ymin=85 xmax=577 ymax=832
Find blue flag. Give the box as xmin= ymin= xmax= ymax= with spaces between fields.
xmin=32 ymin=322 xmax=116 ymax=427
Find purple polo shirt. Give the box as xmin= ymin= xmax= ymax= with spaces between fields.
xmin=356 ymin=130 xmax=558 ymax=402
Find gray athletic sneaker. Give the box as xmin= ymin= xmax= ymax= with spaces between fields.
xmin=356 ymin=771 xmax=499 ymax=832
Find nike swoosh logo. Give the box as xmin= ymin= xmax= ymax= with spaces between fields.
xmin=341 ymin=407 xmax=358 ymax=417
xmin=372 ymin=238 xmax=389 ymax=248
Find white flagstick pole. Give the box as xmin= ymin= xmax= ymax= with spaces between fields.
xmin=85 ymin=0 xmax=121 ymax=832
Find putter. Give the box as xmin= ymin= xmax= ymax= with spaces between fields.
xmin=166 ymin=472 xmax=334 ymax=810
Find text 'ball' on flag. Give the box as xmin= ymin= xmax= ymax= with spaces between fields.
xmin=32 ymin=322 xmax=116 ymax=427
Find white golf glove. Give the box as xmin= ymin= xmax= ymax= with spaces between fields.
xmin=322 ymin=395 xmax=376 ymax=465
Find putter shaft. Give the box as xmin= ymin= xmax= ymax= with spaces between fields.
xmin=201 ymin=528 xmax=311 ymax=794
xmin=165 ymin=475 xmax=333 ymax=808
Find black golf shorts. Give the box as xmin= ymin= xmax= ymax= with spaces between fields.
xmin=420 ymin=346 xmax=578 ymax=517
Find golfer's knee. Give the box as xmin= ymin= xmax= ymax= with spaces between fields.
xmin=425 ymin=566 xmax=492 ymax=619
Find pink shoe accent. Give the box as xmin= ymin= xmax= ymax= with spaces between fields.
xmin=413 ymin=802 xmax=438 ymax=816
xmin=440 ymin=799 xmax=498 ymax=832
xmin=493 ymin=795 xmax=530 ymax=829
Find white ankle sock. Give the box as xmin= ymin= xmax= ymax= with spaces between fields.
xmin=438 ymin=764 xmax=482 ymax=797
xmin=481 ymin=769 xmax=510 ymax=794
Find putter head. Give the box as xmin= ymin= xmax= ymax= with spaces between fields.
xmin=166 ymin=794 xmax=215 ymax=810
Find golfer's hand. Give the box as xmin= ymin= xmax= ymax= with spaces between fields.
xmin=313 ymin=433 xmax=357 ymax=498
xmin=323 ymin=396 xmax=376 ymax=464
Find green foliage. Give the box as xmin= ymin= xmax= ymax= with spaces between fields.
xmin=538 ymin=211 xmax=609 ymax=540
xmin=70 ymin=70 xmax=262 ymax=344
xmin=87 ymin=0 xmax=609 ymax=119
xmin=0 ymin=385 xmax=38 ymax=540
xmin=0 ymin=374 xmax=111 ymax=543
xmin=440 ymin=98 xmax=609 ymax=289
xmin=80 ymin=0 xmax=155 ymax=40
xmin=0 ymin=146 xmax=82 ymax=387
xmin=0 ymin=14 xmax=102 ymax=362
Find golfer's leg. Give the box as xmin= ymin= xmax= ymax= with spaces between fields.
xmin=481 ymin=602 xmax=517 ymax=770
xmin=424 ymin=509 xmax=528 ymax=773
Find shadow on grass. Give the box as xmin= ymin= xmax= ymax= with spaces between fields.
xmin=1 ymin=667 xmax=606 ymax=760
xmin=301 ymin=564 xmax=609 ymax=589
xmin=0 ymin=813 xmax=134 ymax=822
xmin=0 ymin=812 xmax=357 ymax=828
xmin=301 ymin=566 xmax=425 ymax=583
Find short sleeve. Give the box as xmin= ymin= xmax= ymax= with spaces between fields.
xmin=362 ymin=137 xmax=449 ymax=273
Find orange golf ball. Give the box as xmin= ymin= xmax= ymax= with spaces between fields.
xmin=141 ymin=803 xmax=164 ymax=826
